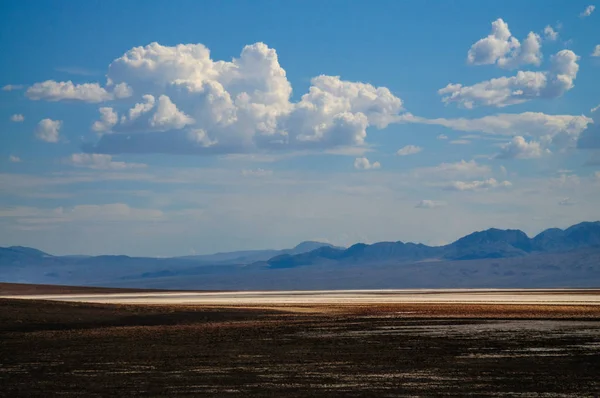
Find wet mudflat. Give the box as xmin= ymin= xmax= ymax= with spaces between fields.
xmin=1 ymin=299 xmax=599 ymax=397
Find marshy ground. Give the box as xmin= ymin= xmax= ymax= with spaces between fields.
xmin=1 ymin=285 xmax=599 ymax=397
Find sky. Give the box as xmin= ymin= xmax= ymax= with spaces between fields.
xmin=1 ymin=0 xmax=600 ymax=256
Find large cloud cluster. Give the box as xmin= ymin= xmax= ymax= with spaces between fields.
xmin=55 ymin=42 xmax=405 ymax=155
xmin=440 ymin=50 xmax=580 ymax=108
xmin=24 ymin=41 xmax=591 ymax=156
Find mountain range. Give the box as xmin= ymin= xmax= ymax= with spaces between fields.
xmin=262 ymin=221 xmax=600 ymax=268
xmin=1 ymin=221 xmax=599 ymax=289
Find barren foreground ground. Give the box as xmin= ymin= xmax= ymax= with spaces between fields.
xmin=1 ymin=285 xmax=600 ymax=397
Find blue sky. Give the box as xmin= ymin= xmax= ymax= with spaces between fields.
xmin=1 ymin=0 xmax=599 ymax=256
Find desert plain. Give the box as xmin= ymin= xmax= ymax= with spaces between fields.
xmin=1 ymin=283 xmax=599 ymax=397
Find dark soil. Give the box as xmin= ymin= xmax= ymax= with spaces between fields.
xmin=1 ymin=299 xmax=599 ymax=397
xmin=0 ymin=282 xmax=198 ymax=296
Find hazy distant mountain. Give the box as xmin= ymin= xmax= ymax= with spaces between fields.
xmin=1 ymin=222 xmax=599 ymax=289
xmin=112 ymin=247 xmax=600 ymax=290
xmin=176 ymin=241 xmax=340 ymax=264
xmin=1 ymin=246 xmax=50 ymax=258
xmin=0 ymin=246 xmax=51 ymax=265
xmin=0 ymin=241 xmax=340 ymax=286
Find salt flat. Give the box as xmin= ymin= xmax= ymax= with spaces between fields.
xmin=4 ymin=289 xmax=600 ymax=305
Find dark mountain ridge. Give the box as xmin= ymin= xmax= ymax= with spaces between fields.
xmin=260 ymin=221 xmax=600 ymax=268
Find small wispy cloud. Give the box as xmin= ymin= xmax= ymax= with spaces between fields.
xmin=543 ymin=25 xmax=559 ymax=41
xmin=415 ymin=200 xmax=446 ymax=209
xmin=444 ymin=178 xmax=512 ymax=191
xmin=241 ymin=168 xmax=273 ymax=177
xmin=10 ymin=114 xmax=24 ymax=122
xmin=2 ymin=84 xmax=24 ymax=91
xmin=415 ymin=160 xmax=491 ymax=178
xmin=580 ymin=5 xmax=595 ymax=17
xmin=396 ymin=145 xmax=423 ymax=156
xmin=325 ymin=146 xmax=374 ymax=156
xmin=558 ymin=197 xmax=576 ymax=206
xmin=64 ymin=153 xmax=147 ymax=170
xmin=54 ymin=66 xmax=102 ymax=76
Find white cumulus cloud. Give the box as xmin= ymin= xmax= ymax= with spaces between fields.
xmin=354 ymin=157 xmax=381 ymax=170
xmin=91 ymin=107 xmax=118 ymax=132
xmin=121 ymin=94 xmax=155 ymax=123
xmin=149 ymin=95 xmax=195 ymax=131
xmin=35 ymin=119 xmax=62 ymax=143
xmin=9 ymin=155 xmax=21 ymax=163
xmin=467 ymin=19 xmax=542 ymax=69
xmin=72 ymin=41 xmax=405 ymax=155
xmin=592 ymin=45 xmax=600 ymax=57
xmin=440 ymin=50 xmax=580 ymax=108
xmin=10 ymin=114 xmax=24 ymax=122
xmin=114 ymin=94 xmax=195 ymax=133
xmin=496 ymin=136 xmax=550 ymax=159
xmin=396 ymin=145 xmax=422 ymax=156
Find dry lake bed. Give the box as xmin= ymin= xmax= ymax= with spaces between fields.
xmin=1 ymin=284 xmax=599 ymax=397
xmin=4 ymin=288 xmax=600 ymax=306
